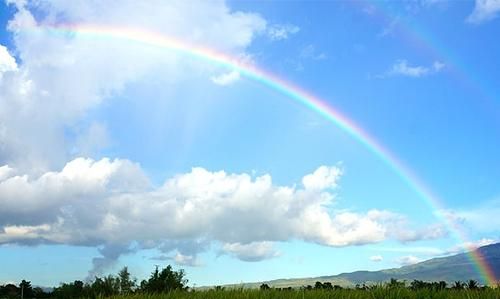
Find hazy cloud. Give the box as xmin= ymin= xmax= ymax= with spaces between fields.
xmin=396 ymin=255 xmax=422 ymax=266
xmin=222 ymin=242 xmax=280 ymax=262
xmin=382 ymin=60 xmax=445 ymax=78
xmin=267 ymin=24 xmax=300 ymax=41
xmin=211 ymin=70 xmax=241 ymax=86
xmin=300 ymin=44 xmax=327 ymax=60
xmin=467 ymin=0 xmax=500 ymax=24
xmin=441 ymin=199 xmax=500 ymax=233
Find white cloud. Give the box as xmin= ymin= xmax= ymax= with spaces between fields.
xmin=387 ymin=60 xmax=445 ymax=78
xmin=391 ymin=223 xmax=448 ymax=242
xmin=366 ymin=210 xmax=448 ymax=242
xmin=211 ymin=70 xmax=241 ymax=86
xmin=0 ymin=160 xmax=441 ymax=270
xmin=467 ymin=0 xmax=500 ymax=24
xmin=0 ymin=45 xmax=18 ymax=76
xmin=0 ymin=0 xmax=267 ymax=172
xmin=267 ymin=24 xmax=300 ymax=41
xmin=396 ymin=255 xmax=422 ymax=266
xmin=302 ymin=165 xmax=342 ymax=191
xmin=370 ymin=255 xmax=383 ymax=262
xmin=222 ymin=242 xmax=280 ymax=262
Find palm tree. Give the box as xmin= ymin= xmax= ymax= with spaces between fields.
xmin=467 ymin=280 xmax=479 ymax=290
xmin=452 ymin=281 xmax=464 ymax=290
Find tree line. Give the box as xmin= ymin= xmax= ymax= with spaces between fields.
xmin=259 ymin=278 xmax=486 ymax=291
xmin=0 ymin=265 xmax=188 ymax=299
xmin=1 ymin=265 xmax=494 ymax=299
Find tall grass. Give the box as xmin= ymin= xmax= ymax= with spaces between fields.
xmin=105 ymin=288 xmax=500 ymax=299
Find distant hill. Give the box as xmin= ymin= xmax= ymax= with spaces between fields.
xmin=216 ymin=243 xmax=500 ymax=289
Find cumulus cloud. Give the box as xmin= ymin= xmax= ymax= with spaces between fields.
xmin=0 ymin=45 xmax=18 ymax=76
xmin=396 ymin=255 xmax=422 ymax=266
xmin=0 ymin=160 xmax=442 ymax=271
xmin=0 ymin=0 xmax=266 ymax=172
xmin=467 ymin=0 xmax=500 ymax=24
xmin=385 ymin=60 xmax=445 ymax=78
xmin=302 ymin=165 xmax=342 ymax=191
xmin=266 ymin=24 xmax=300 ymax=41
xmin=370 ymin=255 xmax=383 ymax=262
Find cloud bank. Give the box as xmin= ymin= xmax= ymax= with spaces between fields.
xmin=0 ymin=160 xmax=445 ymax=270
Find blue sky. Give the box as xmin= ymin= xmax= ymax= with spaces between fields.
xmin=0 ymin=0 xmax=499 ymax=287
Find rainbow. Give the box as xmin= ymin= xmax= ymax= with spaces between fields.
xmin=24 ymin=23 xmax=496 ymax=285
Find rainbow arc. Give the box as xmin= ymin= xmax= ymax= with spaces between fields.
xmin=24 ymin=23 xmax=497 ymax=285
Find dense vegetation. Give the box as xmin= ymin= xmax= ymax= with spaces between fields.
xmin=2 ymin=266 xmax=500 ymax=299
xmin=0 ymin=265 xmax=187 ymax=299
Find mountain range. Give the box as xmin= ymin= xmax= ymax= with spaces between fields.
xmin=219 ymin=243 xmax=500 ymax=288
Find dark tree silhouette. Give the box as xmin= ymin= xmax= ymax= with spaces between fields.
xmin=20 ymin=280 xmax=33 ymax=298
xmin=467 ymin=279 xmax=479 ymax=290
xmin=259 ymin=283 xmax=270 ymax=290
xmin=453 ymin=281 xmax=465 ymax=290
xmin=140 ymin=265 xmax=188 ymax=293
xmin=118 ymin=266 xmax=136 ymax=294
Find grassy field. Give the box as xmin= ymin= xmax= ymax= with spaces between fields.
xmin=103 ymin=288 xmax=500 ymax=299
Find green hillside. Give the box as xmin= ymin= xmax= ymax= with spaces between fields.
xmin=215 ymin=243 xmax=500 ymax=289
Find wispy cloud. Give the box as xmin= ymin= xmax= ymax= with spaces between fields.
xmin=440 ymin=198 xmax=500 ymax=233
xmin=211 ymin=70 xmax=241 ymax=86
xmin=300 ymin=44 xmax=327 ymax=60
xmin=467 ymin=0 xmax=500 ymax=24
xmin=381 ymin=59 xmax=445 ymax=78
xmin=370 ymin=255 xmax=383 ymax=262
xmin=267 ymin=24 xmax=300 ymax=41
xmin=378 ymin=17 xmax=400 ymax=38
